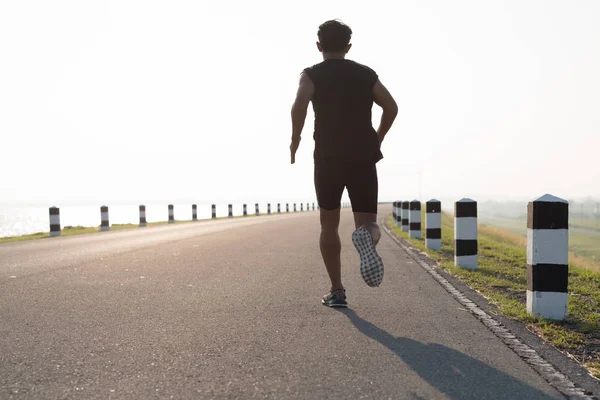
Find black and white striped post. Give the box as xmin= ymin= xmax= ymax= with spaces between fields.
xmin=255 ymin=203 xmax=259 ymax=216
xmin=139 ymin=205 xmax=147 ymax=227
xmin=393 ymin=201 xmax=400 ymax=227
xmin=425 ymin=200 xmax=442 ymax=250
xmin=409 ymin=200 xmax=422 ymax=238
xmin=228 ymin=204 xmax=233 ymax=218
xmin=294 ymin=203 xmax=297 ymax=212
xmin=286 ymin=203 xmax=289 ymax=213
xmin=277 ymin=203 xmax=281 ymax=214
xmin=301 ymin=203 xmax=304 ymax=212
xmin=401 ymin=201 xmax=409 ymax=232
xmin=527 ymin=194 xmax=569 ymax=320
xmin=49 ymin=207 xmax=61 ymax=237
xmin=312 ymin=203 xmax=315 ymax=211
xmin=100 ymin=206 xmax=110 ymax=231
xmin=192 ymin=204 xmax=198 ymax=221
xmin=211 ymin=204 xmax=216 ymax=219
xmin=168 ymin=204 xmax=175 ymax=224
xmin=267 ymin=203 xmax=271 ymax=215
xmin=455 ymin=198 xmax=477 ymax=269
xmin=306 ymin=203 xmax=309 ymax=211
xmin=243 ymin=204 xmax=247 ymax=217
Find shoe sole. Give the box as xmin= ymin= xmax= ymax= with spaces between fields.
xmin=321 ymin=301 xmax=348 ymax=308
xmin=352 ymin=227 xmax=384 ymax=287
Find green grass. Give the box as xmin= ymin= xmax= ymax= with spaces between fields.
xmin=389 ymin=212 xmax=600 ymax=379
xmin=0 ymin=211 xmax=303 ymax=244
xmin=480 ymin=216 xmax=600 ymax=273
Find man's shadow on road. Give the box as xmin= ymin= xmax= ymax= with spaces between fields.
xmin=335 ymin=308 xmax=559 ymax=400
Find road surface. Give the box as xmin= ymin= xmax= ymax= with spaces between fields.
xmin=0 ymin=207 xmax=564 ymax=399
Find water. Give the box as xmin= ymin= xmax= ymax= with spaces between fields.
xmin=0 ymin=201 xmax=317 ymax=238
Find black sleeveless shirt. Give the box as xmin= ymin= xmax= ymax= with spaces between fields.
xmin=303 ymin=59 xmax=383 ymax=165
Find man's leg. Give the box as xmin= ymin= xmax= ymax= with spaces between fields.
xmin=347 ymin=162 xmax=380 ymax=243
xmin=347 ymin=162 xmax=384 ymax=287
xmin=314 ymin=162 xmax=346 ymax=292
xmin=320 ymin=208 xmax=343 ymax=291
xmin=353 ymin=212 xmax=381 ymax=246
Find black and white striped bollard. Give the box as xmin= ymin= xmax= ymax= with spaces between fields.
xmin=228 ymin=204 xmax=233 ymax=218
xmin=268 ymin=203 xmax=271 ymax=215
xmin=255 ymin=203 xmax=259 ymax=216
xmin=192 ymin=204 xmax=198 ymax=221
xmin=312 ymin=203 xmax=315 ymax=211
xmin=212 ymin=204 xmax=216 ymax=219
xmin=527 ymin=194 xmax=569 ymax=320
xmin=100 ymin=206 xmax=110 ymax=231
xmin=286 ymin=203 xmax=289 ymax=213
xmin=139 ymin=205 xmax=147 ymax=227
xmin=455 ymin=198 xmax=477 ymax=269
xmin=409 ymin=200 xmax=421 ymax=238
xmin=393 ymin=201 xmax=400 ymax=227
xmin=401 ymin=201 xmax=409 ymax=232
xmin=243 ymin=204 xmax=247 ymax=217
xmin=294 ymin=203 xmax=297 ymax=212
xmin=425 ymin=200 xmax=442 ymax=250
xmin=301 ymin=203 xmax=304 ymax=212
xmin=49 ymin=207 xmax=61 ymax=237
xmin=168 ymin=204 xmax=175 ymax=224
xmin=277 ymin=203 xmax=281 ymax=214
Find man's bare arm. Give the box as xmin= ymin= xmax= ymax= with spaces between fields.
xmin=373 ymin=79 xmax=398 ymax=144
xmin=290 ymin=72 xmax=315 ymax=164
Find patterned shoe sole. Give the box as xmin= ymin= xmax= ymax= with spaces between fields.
xmin=321 ymin=300 xmax=348 ymax=308
xmin=352 ymin=227 xmax=384 ymax=287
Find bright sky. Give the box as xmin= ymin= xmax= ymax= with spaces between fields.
xmin=1 ymin=0 xmax=599 ymax=206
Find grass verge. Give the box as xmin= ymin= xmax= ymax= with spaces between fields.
xmin=388 ymin=212 xmax=600 ymax=380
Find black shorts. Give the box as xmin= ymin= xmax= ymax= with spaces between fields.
xmin=314 ymin=161 xmax=378 ymax=214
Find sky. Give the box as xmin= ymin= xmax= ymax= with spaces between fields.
xmin=1 ymin=0 xmax=599 ymax=206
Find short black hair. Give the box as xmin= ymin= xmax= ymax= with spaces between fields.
xmin=318 ymin=20 xmax=352 ymax=52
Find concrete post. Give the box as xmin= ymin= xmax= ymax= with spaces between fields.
xmin=168 ymin=204 xmax=174 ymax=224
xmin=49 ymin=207 xmax=61 ymax=237
xmin=455 ymin=198 xmax=477 ymax=269
xmin=139 ymin=205 xmax=147 ymax=227
xmin=100 ymin=206 xmax=110 ymax=231
xmin=192 ymin=204 xmax=197 ymax=221
xmin=425 ymin=200 xmax=442 ymax=250
xmin=527 ymin=194 xmax=569 ymax=320
xmin=401 ymin=201 xmax=409 ymax=232
xmin=409 ymin=200 xmax=422 ymax=238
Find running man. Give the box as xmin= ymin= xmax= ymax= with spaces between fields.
xmin=290 ymin=20 xmax=398 ymax=307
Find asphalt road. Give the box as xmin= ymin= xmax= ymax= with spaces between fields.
xmin=0 ymin=207 xmax=564 ymax=399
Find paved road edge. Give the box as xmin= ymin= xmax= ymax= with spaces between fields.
xmin=382 ymin=217 xmax=599 ymax=400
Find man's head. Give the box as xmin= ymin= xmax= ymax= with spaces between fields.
xmin=317 ymin=20 xmax=352 ymax=56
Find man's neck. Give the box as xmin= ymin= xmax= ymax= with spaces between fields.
xmin=322 ymin=52 xmax=346 ymax=60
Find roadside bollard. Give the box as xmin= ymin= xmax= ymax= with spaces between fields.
xmin=192 ymin=204 xmax=198 ymax=221
xmin=409 ymin=200 xmax=421 ymax=238
xmin=243 ymin=204 xmax=247 ymax=217
xmin=294 ymin=203 xmax=297 ymax=212
xmin=255 ymin=203 xmax=259 ymax=216
xmin=425 ymin=200 xmax=442 ymax=250
xmin=454 ymin=198 xmax=477 ymax=269
xmin=286 ymin=203 xmax=289 ymax=213
xmin=139 ymin=205 xmax=147 ymax=227
xmin=277 ymin=203 xmax=281 ymax=214
xmin=49 ymin=207 xmax=61 ymax=237
xmin=101 ymin=206 xmax=110 ymax=231
xmin=527 ymin=194 xmax=569 ymax=320
xmin=228 ymin=204 xmax=233 ymax=218
xmin=268 ymin=203 xmax=271 ymax=215
xmin=168 ymin=204 xmax=175 ymax=224
xmin=212 ymin=204 xmax=216 ymax=219
xmin=401 ymin=201 xmax=409 ymax=232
